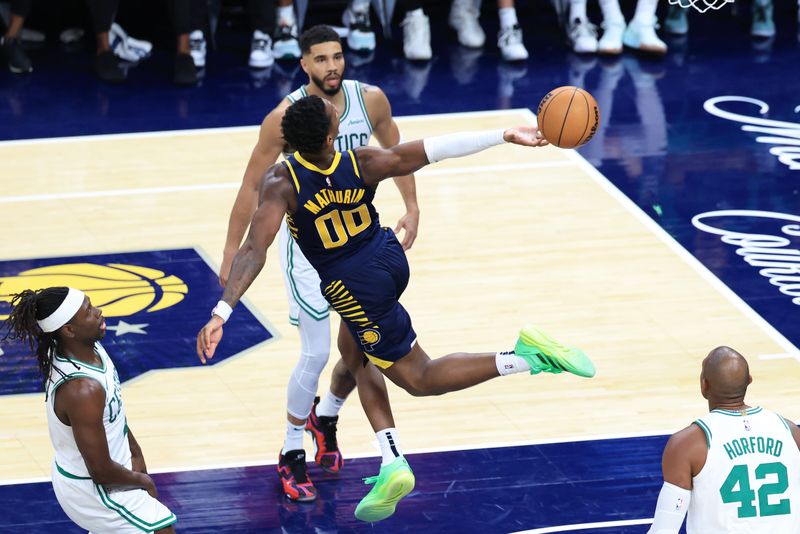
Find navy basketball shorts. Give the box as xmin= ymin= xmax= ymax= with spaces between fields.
xmin=320 ymin=231 xmax=417 ymax=368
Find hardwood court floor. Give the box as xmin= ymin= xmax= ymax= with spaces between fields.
xmin=1 ymin=109 xmax=796 ymax=482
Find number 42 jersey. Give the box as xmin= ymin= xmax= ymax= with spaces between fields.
xmin=283 ymin=149 xmax=383 ymax=277
xmin=688 ymin=407 xmax=800 ymax=533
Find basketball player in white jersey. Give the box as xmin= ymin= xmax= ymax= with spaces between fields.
xmin=648 ymin=346 xmax=800 ymax=533
xmin=219 ymin=24 xmax=419 ymax=501
xmin=1 ymin=287 xmax=176 ymax=533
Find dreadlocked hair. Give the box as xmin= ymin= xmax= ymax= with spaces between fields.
xmin=1 ymin=287 xmax=77 ymax=395
xmin=281 ymin=95 xmax=331 ymax=155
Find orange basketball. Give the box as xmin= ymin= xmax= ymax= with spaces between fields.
xmin=536 ymin=86 xmax=600 ymax=149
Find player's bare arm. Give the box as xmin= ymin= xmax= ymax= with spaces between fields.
xmin=58 ymin=378 xmax=156 ymax=496
xmin=198 ymin=165 xmax=296 ymax=363
xmin=661 ymin=424 xmax=707 ymax=490
xmin=127 ymin=428 xmax=147 ymax=474
xmin=355 ymin=126 xmax=549 ymax=187
xmin=647 ymin=424 xmax=707 ymax=534
xmin=220 ymin=101 xmax=291 ymax=286
xmin=363 ymin=84 xmax=420 ymax=250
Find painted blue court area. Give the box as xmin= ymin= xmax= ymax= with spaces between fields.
xmin=0 ymin=435 xmax=675 ymax=533
xmin=0 ymin=249 xmax=274 ymax=395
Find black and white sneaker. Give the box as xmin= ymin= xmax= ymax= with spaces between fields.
xmin=250 ymin=30 xmax=274 ymax=68
xmin=273 ymin=23 xmax=301 ymax=60
xmin=1 ymin=37 xmax=32 ymax=73
xmin=343 ymin=8 xmax=376 ymax=52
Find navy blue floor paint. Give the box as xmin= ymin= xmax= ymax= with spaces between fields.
xmin=0 ymin=436 xmax=675 ymax=533
xmin=0 ymin=249 xmax=274 ymax=395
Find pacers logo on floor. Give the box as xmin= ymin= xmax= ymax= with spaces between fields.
xmin=0 ymin=248 xmax=274 ymax=395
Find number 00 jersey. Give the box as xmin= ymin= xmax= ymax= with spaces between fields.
xmin=283 ymin=149 xmax=382 ymax=276
xmin=688 ymin=407 xmax=800 ymax=533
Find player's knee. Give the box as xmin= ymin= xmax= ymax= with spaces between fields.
xmin=298 ymin=349 xmax=329 ymax=376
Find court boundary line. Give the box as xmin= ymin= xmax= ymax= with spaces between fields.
xmin=0 ymin=429 xmax=673 ymax=486
xmin=0 ymin=108 xmax=529 ymax=146
xmin=511 ymin=518 xmax=655 ymax=533
xmin=0 ymin=161 xmax=576 ymax=204
xmin=518 ymin=108 xmax=799 ymax=357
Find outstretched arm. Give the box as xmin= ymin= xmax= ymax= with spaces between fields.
xmin=198 ymin=166 xmax=294 ymax=363
xmin=368 ymin=85 xmax=420 ymax=250
xmin=355 ymin=126 xmax=548 ymax=187
xmin=220 ymin=106 xmax=287 ymax=286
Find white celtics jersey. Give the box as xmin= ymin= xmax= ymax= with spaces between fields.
xmin=688 ymin=407 xmax=800 ymax=533
xmin=285 ymin=79 xmax=374 ymax=153
xmin=46 ymin=343 xmax=131 ymax=479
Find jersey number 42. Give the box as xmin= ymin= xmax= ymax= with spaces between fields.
xmin=720 ymin=462 xmax=791 ymax=518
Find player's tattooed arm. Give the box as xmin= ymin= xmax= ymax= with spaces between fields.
xmin=222 ymin=165 xmax=296 ymax=308
xmin=198 ymin=165 xmax=296 ymax=363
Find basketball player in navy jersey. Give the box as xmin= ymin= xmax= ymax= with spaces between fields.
xmin=219 ymin=25 xmax=419 ymax=503
xmin=197 ymin=95 xmax=597 ymax=522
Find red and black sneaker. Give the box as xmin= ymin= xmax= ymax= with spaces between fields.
xmin=305 ymin=396 xmax=344 ymax=473
xmin=277 ymin=449 xmax=317 ymax=502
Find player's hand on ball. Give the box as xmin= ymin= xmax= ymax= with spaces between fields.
xmin=197 ymin=316 xmax=224 ymax=364
xmin=504 ymin=126 xmax=549 ymax=147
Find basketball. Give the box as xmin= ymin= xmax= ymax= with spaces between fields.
xmin=536 ymin=86 xmax=600 ymax=149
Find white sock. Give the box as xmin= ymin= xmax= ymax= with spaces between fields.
xmin=282 ymin=421 xmax=305 ymax=454
xmin=495 ymin=350 xmax=532 ymax=376
xmin=351 ymin=0 xmax=370 ymax=13
xmin=276 ymin=5 xmax=295 ymax=25
xmin=406 ymin=7 xmax=425 ymax=19
xmin=498 ymin=7 xmax=518 ymax=29
xmin=632 ymin=0 xmax=658 ymax=25
xmin=599 ymin=0 xmax=625 ymax=25
xmin=376 ymin=428 xmax=402 ymax=466
xmin=316 ymin=391 xmax=346 ymax=418
xmin=569 ymin=0 xmax=588 ymax=22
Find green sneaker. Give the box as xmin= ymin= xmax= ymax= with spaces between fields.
xmin=514 ymin=326 xmax=596 ymax=378
xmin=354 ymin=456 xmax=415 ymax=522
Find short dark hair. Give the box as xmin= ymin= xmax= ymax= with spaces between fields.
xmin=282 ymin=95 xmax=331 ymax=154
xmin=299 ymin=25 xmax=341 ymax=55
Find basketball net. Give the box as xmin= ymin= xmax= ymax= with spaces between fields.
xmin=667 ymin=0 xmax=733 ymax=13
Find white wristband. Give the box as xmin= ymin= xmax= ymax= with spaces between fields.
xmin=212 ymin=300 xmax=233 ymax=323
xmin=423 ymin=129 xmax=506 ymax=164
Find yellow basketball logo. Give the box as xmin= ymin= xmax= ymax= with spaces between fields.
xmin=358 ymin=329 xmax=381 ymax=349
xmin=0 ymin=262 xmax=188 ymax=320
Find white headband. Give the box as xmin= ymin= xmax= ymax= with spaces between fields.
xmin=37 ymin=288 xmax=86 ymax=333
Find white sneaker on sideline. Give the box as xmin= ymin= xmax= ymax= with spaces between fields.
xmin=449 ymin=0 xmax=485 ymax=48
xmin=342 ymin=8 xmax=376 ymax=52
xmin=273 ymin=22 xmax=301 ymax=59
xmin=250 ymin=30 xmax=274 ymax=68
xmin=189 ymin=30 xmax=206 ymax=67
xmin=498 ymin=24 xmax=528 ymax=61
xmin=402 ymin=10 xmax=432 ymax=60
xmin=598 ymin=19 xmax=625 ymax=54
xmin=623 ymin=19 xmax=667 ymax=55
xmin=567 ymin=17 xmax=598 ymax=54
xmin=111 ymin=22 xmax=152 ymax=62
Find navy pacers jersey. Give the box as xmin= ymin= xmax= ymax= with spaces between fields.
xmin=284 ymin=150 xmax=383 ymax=276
